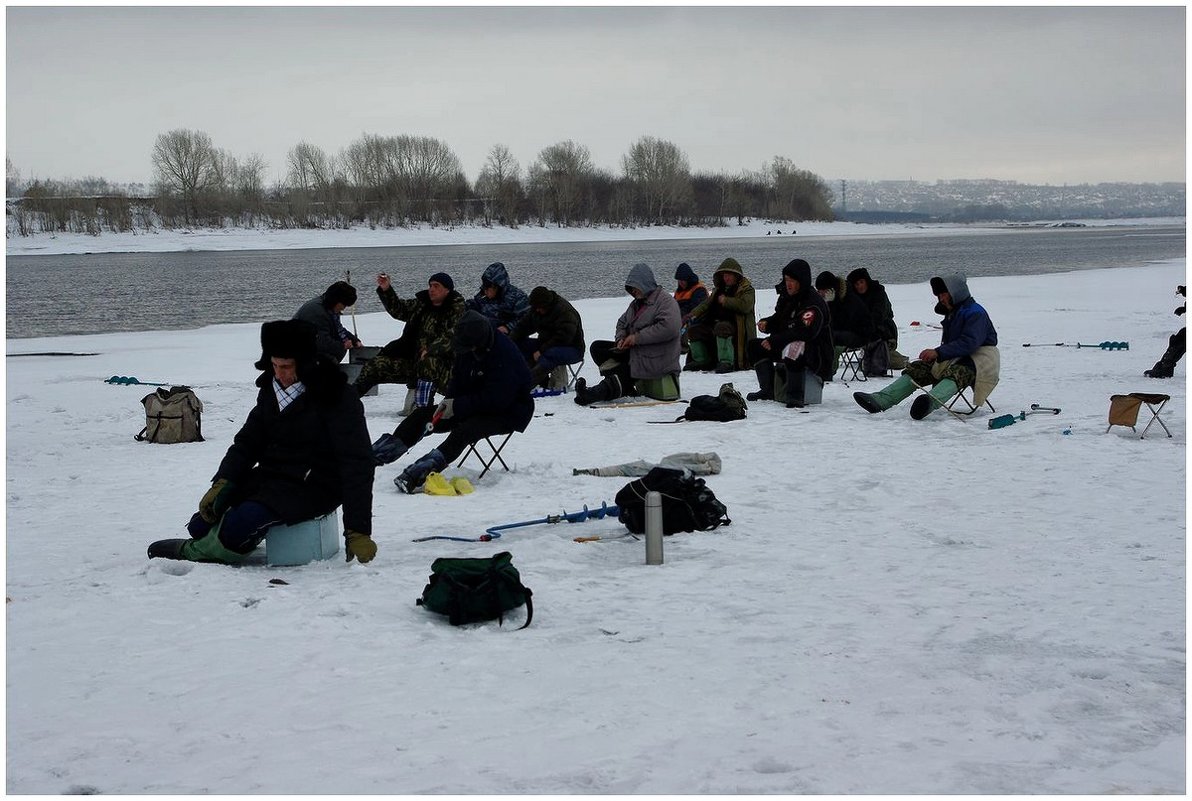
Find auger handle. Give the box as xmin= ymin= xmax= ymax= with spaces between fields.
xmin=1029 ymin=404 xmax=1061 ymax=414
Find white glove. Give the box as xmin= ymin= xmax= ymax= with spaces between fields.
xmin=436 ymin=398 xmax=455 ymax=421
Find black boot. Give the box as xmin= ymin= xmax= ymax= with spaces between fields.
xmin=1144 ymin=331 xmax=1184 ymax=378
xmin=529 ymin=364 xmax=550 ymax=387
xmin=147 ymin=539 xmax=189 ymax=560
xmin=574 ymin=376 xmax=619 ymax=406
xmin=746 ymin=360 xmax=775 ymax=402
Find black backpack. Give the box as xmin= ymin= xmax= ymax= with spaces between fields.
xmin=416 ymin=551 xmax=533 ymax=628
xmin=679 ymin=382 xmax=747 ymax=422
xmin=614 ymin=467 xmax=731 ymax=536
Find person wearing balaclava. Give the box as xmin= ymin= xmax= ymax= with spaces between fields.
xmin=574 ymin=263 xmax=682 ymax=406
xmin=374 ymin=310 xmax=535 ymax=494
xmin=148 ymin=319 xmax=378 ymax=564
xmin=853 ymin=274 xmax=1000 ymax=419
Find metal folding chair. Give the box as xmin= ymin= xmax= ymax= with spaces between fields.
xmin=1106 ymin=392 xmax=1172 ymax=439
xmin=910 ymin=381 xmax=995 ymax=421
xmin=837 ymin=348 xmax=866 ymax=382
xmin=456 ymin=432 xmax=515 ymax=479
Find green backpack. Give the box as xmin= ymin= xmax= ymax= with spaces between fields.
xmin=416 ymin=551 xmax=533 ymax=628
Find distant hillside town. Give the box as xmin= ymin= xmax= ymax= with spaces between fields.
xmin=833 ymin=178 xmax=1185 ymax=222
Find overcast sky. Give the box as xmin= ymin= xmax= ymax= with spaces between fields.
xmin=5 ymin=5 xmax=1186 ymax=188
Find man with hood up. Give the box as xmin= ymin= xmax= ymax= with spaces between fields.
xmin=379 ymin=310 xmax=535 ymax=494
xmin=683 ymin=257 xmax=757 ymax=373
xmin=465 ymin=261 xmax=531 ymax=334
xmin=148 ymin=319 xmax=377 ymax=564
xmin=744 ymin=258 xmax=833 ymax=408
xmin=853 ymin=274 xmax=1000 ymax=419
xmin=847 ymin=267 xmax=910 ymax=369
xmin=575 ymin=263 xmax=682 ymax=405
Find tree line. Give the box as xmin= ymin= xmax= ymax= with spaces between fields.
xmin=6 ymin=130 xmax=836 ymax=236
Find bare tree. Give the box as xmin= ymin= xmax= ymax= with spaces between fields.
xmin=6 ymin=157 xmax=22 ymax=198
xmin=475 ymin=144 xmax=523 ymax=226
xmin=151 ymin=128 xmax=217 ymax=224
xmin=766 ymin=156 xmax=834 ymax=221
xmin=286 ymin=142 xmax=333 ymax=195
xmin=529 ymin=140 xmax=594 ymax=226
xmin=621 ymin=136 xmax=692 ymax=224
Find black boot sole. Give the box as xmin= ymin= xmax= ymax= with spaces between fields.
xmin=148 ymin=539 xmax=190 ymax=560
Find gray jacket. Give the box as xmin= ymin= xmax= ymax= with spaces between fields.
xmin=616 ymin=263 xmax=682 ymax=380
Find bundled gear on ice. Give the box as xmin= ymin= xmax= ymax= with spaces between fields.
xmin=614 ymin=467 xmax=730 ymax=536
xmin=670 ymin=383 xmax=747 ymax=422
xmin=134 ymin=386 xmax=205 ymax=443
xmin=416 ymin=551 xmax=533 ymax=628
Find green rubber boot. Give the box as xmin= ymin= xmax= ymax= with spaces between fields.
xmin=687 ymin=340 xmax=713 ymax=370
xmin=182 ymin=517 xmax=249 ymax=563
xmin=910 ymin=378 xmax=959 ymax=420
xmin=714 ymin=336 xmax=736 ymax=373
xmin=853 ymin=374 xmax=917 ymax=414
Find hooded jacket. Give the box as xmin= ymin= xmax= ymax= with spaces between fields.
xmin=673 ymin=263 xmax=709 ymax=316
xmin=215 ymin=356 xmax=374 ymax=536
xmin=616 ymin=263 xmax=682 ymax=380
xmin=687 ymin=257 xmax=758 ymax=369
xmin=760 ymin=259 xmax=834 ymax=381
xmin=466 ymin=262 xmax=531 ymax=329
xmin=847 ymin=267 xmax=899 ymax=343
xmin=447 ymin=324 xmax=536 ymax=434
xmin=929 ymin=274 xmax=1000 ymax=405
xmin=819 ymin=274 xmax=876 ymax=342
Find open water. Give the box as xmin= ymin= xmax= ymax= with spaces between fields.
xmin=5 ymin=223 xmax=1185 ymax=339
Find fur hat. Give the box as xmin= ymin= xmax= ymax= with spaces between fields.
xmin=452 ymin=309 xmax=494 ymax=354
xmin=323 ymin=280 xmax=357 ymax=308
xmin=429 ymin=272 xmax=455 ymax=292
xmin=529 ymin=286 xmax=556 ymax=309
xmin=254 ymin=319 xmax=317 ymax=370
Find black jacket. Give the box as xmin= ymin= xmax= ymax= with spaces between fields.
xmin=508 ymin=288 xmax=585 ymax=354
xmin=761 ymin=281 xmax=834 ymax=381
xmin=215 ymin=357 xmax=374 ymax=535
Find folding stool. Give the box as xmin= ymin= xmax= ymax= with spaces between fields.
xmin=837 ymin=348 xmax=866 ymax=382
xmin=910 ymin=380 xmax=995 ymax=421
xmin=1106 ymin=392 xmax=1173 ymax=439
xmin=549 ymin=358 xmax=586 ymax=391
xmin=456 ymin=432 xmax=515 ymax=479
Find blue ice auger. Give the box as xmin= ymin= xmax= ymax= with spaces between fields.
xmin=105 ymin=375 xmax=169 ymax=386
xmin=411 ymin=501 xmax=619 ymax=543
xmin=1077 ymin=341 xmax=1129 ymax=350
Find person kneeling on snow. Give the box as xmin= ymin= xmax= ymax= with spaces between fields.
xmin=574 ymin=263 xmax=682 ymax=406
xmin=148 ymin=319 xmax=378 ymax=564
xmin=853 ymin=274 xmax=999 ymax=419
xmin=374 ymin=310 xmax=535 ymax=494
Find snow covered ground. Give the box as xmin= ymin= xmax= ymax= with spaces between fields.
xmin=4 ymin=249 xmax=1186 ymax=793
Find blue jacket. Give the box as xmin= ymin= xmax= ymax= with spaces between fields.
xmin=934 ymin=275 xmax=998 ymax=362
xmin=447 ymin=330 xmax=535 ymax=433
xmin=466 ymin=262 xmax=531 ymax=329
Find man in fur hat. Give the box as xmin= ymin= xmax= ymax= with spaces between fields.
xmin=853 ymin=274 xmax=999 ymax=419
xmin=373 ymin=310 xmax=535 ymax=494
xmin=294 ymin=279 xmax=362 ymax=363
xmin=148 ymin=319 xmax=377 ymax=564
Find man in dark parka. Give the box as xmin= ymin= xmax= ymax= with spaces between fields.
xmin=148 ymin=319 xmax=377 ymax=564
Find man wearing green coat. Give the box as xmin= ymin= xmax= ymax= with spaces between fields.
xmin=683 ymin=257 xmax=757 ymax=373
xmin=353 ymin=271 xmax=466 ymax=410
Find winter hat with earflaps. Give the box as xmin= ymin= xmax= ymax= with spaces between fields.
xmin=452 ymin=309 xmax=495 ymax=354
xmin=254 ymin=319 xmax=318 ymax=371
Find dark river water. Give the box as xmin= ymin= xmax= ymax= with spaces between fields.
xmin=5 ymin=224 xmax=1184 ymax=339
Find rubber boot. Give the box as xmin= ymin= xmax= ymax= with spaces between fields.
xmin=371 ymin=433 xmax=409 ymax=466
xmin=910 ymin=378 xmax=959 ymax=420
xmin=714 ymin=336 xmax=736 ymax=373
xmin=686 ymin=340 xmax=713 ymax=371
xmin=853 ymin=373 xmax=916 ymax=414
xmin=747 ymin=360 xmax=775 ymax=401
xmin=148 ymin=517 xmax=246 ymax=564
xmin=785 ymin=367 xmax=807 ymax=408
xmin=574 ymin=375 xmax=619 ymax=406
xmin=394 ymin=448 xmax=447 ymax=494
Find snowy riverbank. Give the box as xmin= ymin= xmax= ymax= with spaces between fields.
xmin=4 ymin=257 xmax=1186 ymax=793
